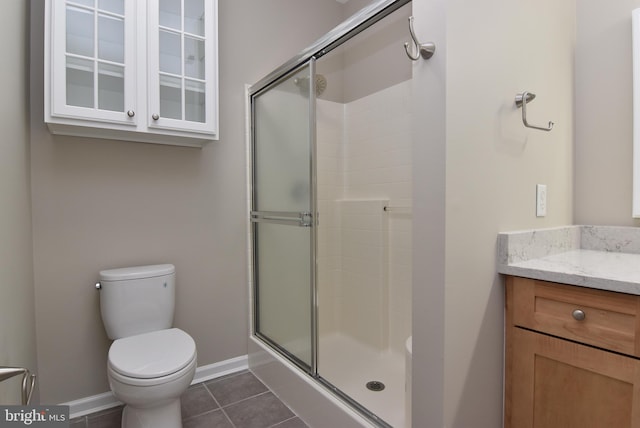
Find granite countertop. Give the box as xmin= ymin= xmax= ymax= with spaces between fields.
xmin=497 ymin=225 xmax=640 ymax=295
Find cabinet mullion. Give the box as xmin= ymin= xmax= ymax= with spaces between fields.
xmin=181 ymin=0 xmax=186 ymax=121
xmin=93 ymin=2 xmax=99 ymax=110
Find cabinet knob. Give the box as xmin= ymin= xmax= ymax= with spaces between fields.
xmin=572 ymin=309 xmax=586 ymax=321
xmin=152 ymin=113 xmax=160 ymax=121
xmin=127 ymin=110 xmax=135 ymax=118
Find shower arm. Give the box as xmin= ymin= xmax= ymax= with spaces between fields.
xmin=0 ymin=367 xmax=36 ymax=405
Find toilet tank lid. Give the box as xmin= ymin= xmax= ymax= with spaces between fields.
xmin=99 ymin=264 xmax=175 ymax=281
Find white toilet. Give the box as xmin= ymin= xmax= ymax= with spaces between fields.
xmin=98 ymin=264 xmax=197 ymax=428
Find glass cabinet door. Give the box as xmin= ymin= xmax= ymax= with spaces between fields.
xmin=147 ymin=0 xmax=218 ymax=135
xmin=51 ymin=0 xmax=136 ymax=124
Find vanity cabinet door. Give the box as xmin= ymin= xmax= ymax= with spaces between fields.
xmin=507 ymin=327 xmax=640 ymax=428
xmin=49 ymin=0 xmax=137 ymax=125
xmin=147 ymin=0 xmax=218 ymax=136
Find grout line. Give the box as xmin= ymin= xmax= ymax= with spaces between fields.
xmin=219 ymin=390 xmax=272 ymax=409
xmin=268 ymin=415 xmax=305 ymax=428
xmin=180 ymin=384 xmax=220 ymax=421
xmin=182 ymin=408 xmax=225 ymax=423
xmin=202 ymin=382 xmax=237 ymax=428
xmin=219 ymin=407 xmax=237 ymax=428
xmin=202 ymin=382 xmax=223 ymax=409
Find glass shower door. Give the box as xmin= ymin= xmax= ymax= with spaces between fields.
xmin=250 ymin=61 xmax=316 ymax=372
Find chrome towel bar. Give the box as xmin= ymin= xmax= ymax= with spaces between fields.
xmin=250 ymin=211 xmax=313 ymax=227
xmin=0 ymin=367 xmax=36 ymax=405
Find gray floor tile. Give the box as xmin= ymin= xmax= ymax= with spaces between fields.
xmin=183 ymin=409 xmax=234 ymax=428
xmin=224 ymin=392 xmax=295 ymax=428
xmin=213 ymin=369 xmax=249 ymax=381
xmin=181 ymin=384 xmax=219 ymax=419
xmin=206 ymin=371 xmax=268 ymax=406
xmin=69 ymin=417 xmax=87 ymax=428
xmin=86 ymin=406 xmax=122 ymax=428
xmin=270 ymin=417 xmax=309 ymax=428
xmin=82 ymin=371 xmax=304 ymax=428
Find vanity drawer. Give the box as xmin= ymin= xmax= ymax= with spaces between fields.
xmin=508 ymin=277 xmax=640 ymax=357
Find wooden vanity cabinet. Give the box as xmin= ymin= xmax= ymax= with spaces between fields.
xmin=505 ymin=276 xmax=640 ymax=428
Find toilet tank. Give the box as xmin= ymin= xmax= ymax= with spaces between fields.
xmin=99 ymin=264 xmax=176 ymax=340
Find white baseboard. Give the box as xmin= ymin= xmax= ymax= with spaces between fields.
xmin=192 ymin=355 xmax=248 ymax=384
xmin=64 ymin=391 xmax=119 ymax=420
xmin=63 ymin=355 xmax=249 ymax=419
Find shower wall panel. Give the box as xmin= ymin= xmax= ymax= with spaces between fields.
xmin=316 ymin=80 xmax=412 ymax=354
xmin=338 ymin=199 xmax=389 ymax=349
xmin=316 ymin=99 xmax=345 ymax=338
xmin=344 ymin=80 xmax=412 ymax=353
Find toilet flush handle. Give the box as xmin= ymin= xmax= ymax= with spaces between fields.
xmin=95 ymin=282 xmax=101 ymax=290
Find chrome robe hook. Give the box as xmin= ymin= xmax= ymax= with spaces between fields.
xmin=515 ymin=91 xmax=554 ymax=132
xmin=404 ymin=16 xmax=435 ymax=61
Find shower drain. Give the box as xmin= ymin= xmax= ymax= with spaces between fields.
xmin=366 ymin=381 xmax=386 ymax=392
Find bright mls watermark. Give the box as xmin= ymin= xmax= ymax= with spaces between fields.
xmin=0 ymin=406 xmax=69 ymax=427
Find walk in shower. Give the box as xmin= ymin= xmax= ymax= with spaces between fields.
xmin=249 ymin=1 xmax=415 ymax=426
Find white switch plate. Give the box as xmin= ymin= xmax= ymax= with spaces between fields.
xmin=536 ymin=184 xmax=547 ymax=217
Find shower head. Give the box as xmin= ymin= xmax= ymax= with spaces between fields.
xmin=315 ymin=75 xmax=327 ymax=96
xmin=294 ymin=74 xmax=327 ymax=96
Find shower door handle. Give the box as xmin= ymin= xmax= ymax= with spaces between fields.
xmin=250 ymin=211 xmax=313 ymax=227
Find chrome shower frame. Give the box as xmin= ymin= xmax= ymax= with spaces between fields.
xmin=248 ymin=1 xmax=410 ymax=426
xmin=250 ymin=0 xmax=410 ymax=94
xmin=249 ymin=57 xmax=318 ymax=375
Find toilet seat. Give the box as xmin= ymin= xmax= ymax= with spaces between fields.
xmin=108 ymin=353 xmax=197 ymax=388
xmin=108 ymin=328 xmax=196 ymax=381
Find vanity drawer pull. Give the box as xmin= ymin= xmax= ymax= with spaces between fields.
xmin=572 ymin=309 xmax=586 ymax=321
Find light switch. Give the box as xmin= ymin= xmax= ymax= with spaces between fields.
xmin=536 ymin=184 xmax=547 ymax=217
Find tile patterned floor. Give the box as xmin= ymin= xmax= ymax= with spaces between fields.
xmin=69 ymin=370 xmax=309 ymax=428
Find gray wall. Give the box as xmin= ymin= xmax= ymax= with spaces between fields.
xmin=412 ymin=0 xmax=576 ymax=426
xmin=575 ymin=0 xmax=640 ymax=227
xmin=411 ymin=0 xmax=446 ymax=425
xmin=30 ymin=1 xmax=344 ymax=403
xmin=445 ymin=0 xmax=575 ymax=424
xmin=0 ymin=0 xmax=38 ymax=405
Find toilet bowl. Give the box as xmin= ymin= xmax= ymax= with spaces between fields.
xmin=97 ymin=265 xmax=197 ymax=428
xmin=108 ymin=329 xmax=197 ymax=428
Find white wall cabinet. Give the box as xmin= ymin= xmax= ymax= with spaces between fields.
xmin=45 ymin=0 xmax=218 ymax=147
